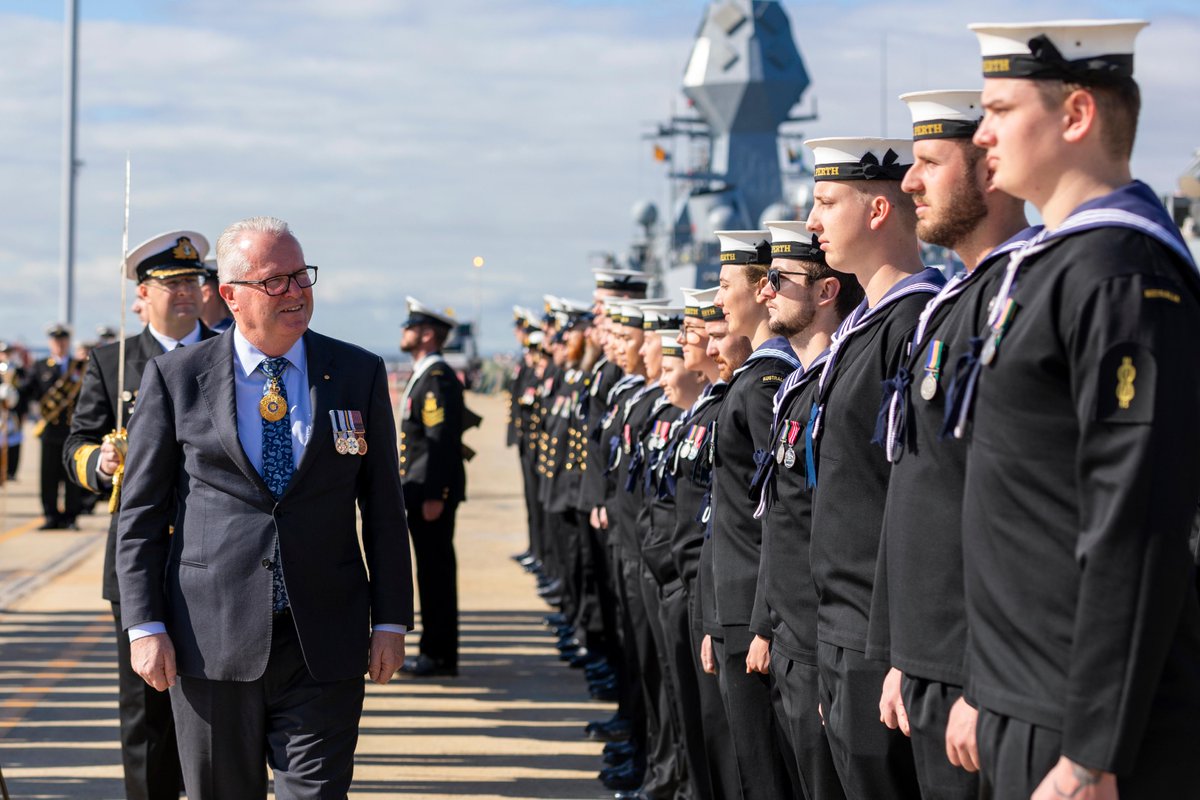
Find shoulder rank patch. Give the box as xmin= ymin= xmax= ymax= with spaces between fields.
xmin=1143 ymin=287 xmax=1181 ymax=304
xmin=762 ymin=374 xmax=785 ymax=384
xmin=422 ymin=391 xmax=445 ymax=427
xmin=1096 ymin=343 xmax=1155 ymax=424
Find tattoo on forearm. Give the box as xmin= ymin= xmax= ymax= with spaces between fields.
xmin=1052 ymin=764 xmax=1103 ymax=798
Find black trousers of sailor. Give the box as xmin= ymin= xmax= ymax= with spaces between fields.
xmin=713 ymin=624 xmax=796 ymax=800
xmin=770 ymin=647 xmax=844 ymax=800
xmin=899 ymin=676 xmax=979 ymax=800
xmin=40 ymin=432 xmax=82 ymax=523
xmin=638 ymin=563 xmax=685 ymax=798
xmin=170 ymin=611 xmax=365 ymax=800
xmin=113 ymin=601 xmax=183 ymax=800
xmin=976 ymin=707 xmax=1199 ymax=800
xmin=658 ymin=578 xmax=714 ymax=800
xmin=404 ymin=488 xmax=460 ymax=669
xmin=816 ymin=642 xmax=920 ymax=800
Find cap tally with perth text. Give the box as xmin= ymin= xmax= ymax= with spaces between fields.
xmin=765 ymin=221 xmax=826 ymax=263
xmin=899 ymin=90 xmax=984 ymax=141
xmin=805 ymin=137 xmax=913 ymax=182
xmin=969 ymin=19 xmax=1147 ymax=82
xmin=403 ymin=296 xmax=455 ymax=330
xmin=715 ymin=230 xmax=771 ymax=266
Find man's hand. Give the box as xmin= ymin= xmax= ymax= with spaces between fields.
xmin=1031 ymin=756 xmax=1117 ymax=800
xmin=368 ymin=630 xmax=407 ymax=685
xmin=98 ymin=439 xmax=122 ymax=476
xmin=944 ymin=696 xmax=980 ymax=772
xmin=131 ymin=633 xmax=177 ymax=692
xmin=590 ymin=506 xmax=609 ymax=530
xmin=700 ymin=634 xmax=716 ymax=675
xmin=421 ymin=499 xmax=444 ymax=522
xmin=879 ymin=666 xmax=910 ymax=736
xmin=746 ymin=634 xmax=771 ymax=674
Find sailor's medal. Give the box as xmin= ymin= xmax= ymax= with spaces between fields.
xmin=259 ymin=379 xmax=287 ymax=422
xmin=776 ymin=424 xmax=789 ymax=464
xmin=980 ymin=298 xmax=1016 ymax=367
xmin=349 ymin=410 xmax=368 ymax=456
xmin=622 ymin=424 xmax=632 ymax=455
xmin=920 ymin=340 xmax=945 ymax=401
xmin=335 ymin=435 xmax=349 ymax=455
xmin=783 ymin=420 xmax=801 ymax=469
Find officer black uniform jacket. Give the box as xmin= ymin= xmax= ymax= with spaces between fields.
xmin=64 ymin=325 xmax=217 ymax=602
xmin=608 ymin=382 xmax=663 ymax=558
xmin=511 ymin=358 xmax=540 ymax=458
xmin=711 ymin=337 xmax=799 ymax=628
xmin=635 ymin=396 xmax=684 ymax=586
xmin=400 ymin=353 xmax=466 ymax=504
xmin=660 ymin=384 xmax=726 ymax=590
xmin=506 ymin=359 xmax=531 ymax=447
xmin=22 ymin=355 xmax=87 ymax=441
xmin=577 ymin=359 xmax=624 ymax=512
xmin=960 ymin=182 xmax=1200 ymax=773
xmin=808 ymin=269 xmax=944 ymax=653
xmin=749 ymin=352 xmax=827 ymax=665
xmin=543 ymin=367 xmax=589 ymax=514
xmin=866 ymin=232 xmax=1034 ymax=685
xmin=530 ymin=363 xmax=561 ymax=490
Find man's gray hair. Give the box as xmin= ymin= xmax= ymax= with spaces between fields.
xmin=215 ymin=216 xmax=295 ymax=283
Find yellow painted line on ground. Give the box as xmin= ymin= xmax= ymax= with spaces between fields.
xmin=0 ymin=517 xmax=44 ymax=545
xmin=0 ymin=618 xmax=110 ymax=738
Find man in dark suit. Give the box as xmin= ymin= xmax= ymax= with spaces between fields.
xmin=116 ymin=216 xmax=413 ymax=799
xmin=398 ymin=296 xmax=467 ymax=678
xmin=65 ymin=229 xmax=216 ymax=800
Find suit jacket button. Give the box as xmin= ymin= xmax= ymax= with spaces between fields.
xmin=262 ymin=559 xmax=272 ymax=569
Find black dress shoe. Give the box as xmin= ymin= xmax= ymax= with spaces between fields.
xmin=536 ymin=578 xmax=564 ymax=597
xmin=575 ymin=652 xmax=608 ymax=670
xmin=511 ymin=550 xmax=532 ymax=562
xmin=590 ymin=685 xmax=618 ymax=702
xmin=38 ymin=518 xmax=64 ymax=530
xmin=543 ymin=612 xmax=568 ymax=627
xmin=603 ymin=739 xmax=637 ymax=757
xmin=586 ymin=717 xmax=632 ymax=742
xmin=585 ymin=714 xmax=625 ymax=735
xmin=399 ymin=654 xmax=458 ymax=677
xmin=601 ymin=761 xmax=642 ymax=791
xmin=555 ymin=635 xmax=582 ymax=651
xmin=613 ymin=790 xmax=649 ymax=800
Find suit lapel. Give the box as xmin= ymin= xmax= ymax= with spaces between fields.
xmin=196 ymin=332 xmax=273 ymax=501
xmin=284 ymin=331 xmax=333 ymax=496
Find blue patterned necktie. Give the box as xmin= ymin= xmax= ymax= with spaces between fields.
xmin=260 ymin=356 xmax=292 ymax=612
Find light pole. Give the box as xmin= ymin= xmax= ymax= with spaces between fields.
xmin=471 ymin=256 xmax=484 ymax=332
xmin=59 ymin=0 xmax=80 ymax=325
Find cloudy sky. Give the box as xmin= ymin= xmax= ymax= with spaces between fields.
xmin=2 ymin=0 xmax=1197 ymax=355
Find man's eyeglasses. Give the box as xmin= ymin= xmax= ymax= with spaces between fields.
xmin=226 ymin=266 xmax=318 ymax=296
xmin=679 ymin=326 xmax=705 ymax=344
xmin=766 ymin=267 xmax=811 ymax=293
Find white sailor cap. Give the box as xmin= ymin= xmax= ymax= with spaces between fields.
xmin=640 ymin=305 xmax=686 ymax=332
xmin=658 ymin=330 xmax=685 ymax=358
xmin=899 ymin=90 xmax=984 ymax=141
xmin=610 ymin=302 xmax=646 ymax=329
xmin=969 ymin=19 xmax=1147 ymax=82
xmin=526 ymin=330 xmax=545 ymax=348
xmin=592 ymin=268 xmax=651 ymax=293
xmin=805 ymin=138 xmax=913 ymax=182
xmin=124 ymin=230 xmax=209 ymax=283
xmin=681 ymin=287 xmax=725 ymax=322
xmin=715 ymin=230 xmax=771 ymax=266
xmin=403 ymin=296 xmax=455 ymax=329
xmin=764 ymin=220 xmax=826 ymax=262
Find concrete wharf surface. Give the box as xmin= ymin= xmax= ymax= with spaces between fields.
xmin=0 ymin=391 xmax=610 ymax=799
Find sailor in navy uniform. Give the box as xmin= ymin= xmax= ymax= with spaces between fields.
xmin=199 ymin=258 xmax=234 ymax=333
xmin=708 ymin=229 xmax=800 ymax=800
xmin=959 ymin=20 xmax=1200 ymax=799
xmin=398 ymin=297 xmax=468 ymax=678
xmin=22 ymin=323 xmax=86 ymax=529
xmin=801 ymin=136 xmax=945 ymax=799
xmin=750 ymin=221 xmax=863 ymax=800
xmin=65 ymin=229 xmax=216 ymax=800
xmin=863 ymin=91 xmax=1031 ymax=800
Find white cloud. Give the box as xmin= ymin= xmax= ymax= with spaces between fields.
xmin=2 ymin=0 xmax=1197 ymax=353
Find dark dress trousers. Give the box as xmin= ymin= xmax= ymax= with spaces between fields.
xmin=22 ymin=356 xmax=86 ymax=523
xmin=65 ymin=325 xmax=216 ymax=800
xmin=116 ymin=329 xmax=413 ymax=799
xmin=400 ymin=354 xmax=467 ymax=668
